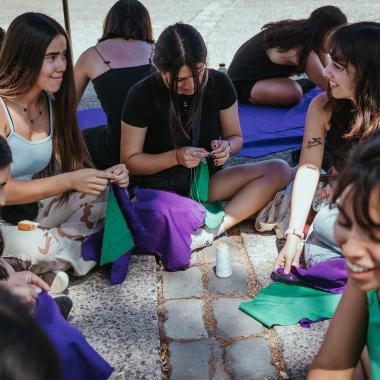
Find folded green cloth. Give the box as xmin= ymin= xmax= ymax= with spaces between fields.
xmin=100 ymin=187 xmax=134 ymax=266
xmin=239 ymin=282 xmax=341 ymax=328
xmin=189 ymin=160 xmax=225 ymax=229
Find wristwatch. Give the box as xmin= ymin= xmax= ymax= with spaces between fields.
xmin=285 ymin=228 xmax=304 ymax=240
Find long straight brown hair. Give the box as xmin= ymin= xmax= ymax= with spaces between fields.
xmin=152 ymin=23 xmax=208 ymax=147
xmin=0 ymin=13 xmax=93 ymax=182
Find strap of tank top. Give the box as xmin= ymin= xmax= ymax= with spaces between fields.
xmin=44 ymin=92 xmax=54 ymax=137
xmin=149 ymin=43 xmax=155 ymax=64
xmin=94 ymin=46 xmax=112 ymax=69
xmin=0 ymin=97 xmax=16 ymax=134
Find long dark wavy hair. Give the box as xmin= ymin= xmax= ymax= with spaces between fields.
xmin=263 ymin=5 xmax=346 ymax=72
xmin=153 ymin=23 xmax=208 ymax=146
xmin=98 ymin=0 xmax=153 ymax=43
xmin=332 ymin=131 xmax=380 ymax=242
xmin=328 ymin=22 xmax=380 ymax=141
xmin=0 ymin=13 xmax=93 ymax=193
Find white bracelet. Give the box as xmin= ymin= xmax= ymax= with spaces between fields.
xmin=285 ymin=228 xmax=304 ymax=240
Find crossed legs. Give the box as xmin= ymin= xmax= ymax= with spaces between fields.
xmin=208 ymin=159 xmax=292 ymax=232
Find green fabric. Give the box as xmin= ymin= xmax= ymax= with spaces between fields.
xmin=239 ymin=282 xmax=342 ymax=328
xmin=189 ymin=159 xmax=209 ymax=202
xmin=367 ymin=290 xmax=380 ymax=379
xmin=100 ymin=187 xmax=134 ymax=266
xmin=189 ymin=160 xmax=225 ymax=228
xmin=204 ymin=202 xmax=225 ymax=229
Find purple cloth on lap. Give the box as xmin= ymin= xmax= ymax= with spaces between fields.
xmin=35 ymin=292 xmax=113 ymax=380
xmin=275 ymin=258 xmax=347 ymax=294
xmin=237 ymin=87 xmax=321 ymax=157
xmin=113 ymin=186 xmax=205 ymax=271
xmin=77 ymin=108 xmax=107 ymax=131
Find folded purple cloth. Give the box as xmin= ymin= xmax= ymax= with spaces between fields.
xmin=114 ymin=186 xmax=205 ymax=271
xmin=82 ymin=186 xmax=205 ymax=283
xmin=274 ymin=258 xmax=347 ymax=294
xmin=35 ymin=292 xmax=113 ymax=380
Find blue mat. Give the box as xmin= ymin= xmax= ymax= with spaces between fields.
xmin=77 ymin=108 xmax=107 ymax=130
xmin=237 ymin=87 xmax=321 ymax=157
xmin=77 ymin=87 xmax=321 ymax=157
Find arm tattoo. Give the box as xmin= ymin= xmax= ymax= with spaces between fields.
xmin=306 ymin=137 xmax=323 ymax=150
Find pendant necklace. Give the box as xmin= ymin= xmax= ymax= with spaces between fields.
xmin=16 ymin=95 xmax=44 ymax=125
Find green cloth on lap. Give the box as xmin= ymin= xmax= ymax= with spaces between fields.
xmin=189 ymin=159 xmax=225 ymax=229
xmin=100 ymin=187 xmax=134 ymax=266
xmin=239 ymin=282 xmax=342 ymax=328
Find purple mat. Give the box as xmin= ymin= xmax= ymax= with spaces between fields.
xmin=35 ymin=292 xmax=113 ymax=380
xmin=274 ymin=258 xmax=347 ymax=294
xmin=237 ymin=87 xmax=322 ymax=157
xmin=77 ymin=108 xmax=107 ymax=131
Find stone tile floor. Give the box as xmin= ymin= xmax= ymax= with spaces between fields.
xmin=159 ymin=226 xmax=329 ymax=380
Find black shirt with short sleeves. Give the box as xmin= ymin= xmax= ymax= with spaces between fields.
xmin=121 ymin=69 xmax=237 ymax=195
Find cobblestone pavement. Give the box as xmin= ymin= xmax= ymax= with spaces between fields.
xmin=158 ymin=224 xmax=329 ymax=380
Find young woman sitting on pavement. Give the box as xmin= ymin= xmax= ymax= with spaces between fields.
xmin=308 ymin=131 xmax=380 ymax=380
xmin=75 ymin=0 xmax=154 ymax=169
xmin=121 ymin=23 xmax=291 ymax=250
xmin=228 ymin=6 xmax=347 ymax=106
xmin=0 ymin=13 xmax=128 ymax=283
xmin=275 ymin=22 xmax=380 ymax=274
xmin=0 ymin=135 xmax=50 ymax=310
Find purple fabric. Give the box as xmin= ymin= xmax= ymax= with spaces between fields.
xmin=77 ymin=108 xmax=107 ymax=131
xmin=81 ymin=229 xmax=133 ymax=285
xmin=299 ymin=318 xmax=328 ymax=328
xmin=35 ymin=292 xmax=113 ymax=380
xmin=110 ymin=250 xmax=133 ymax=285
xmin=82 ymin=229 xmax=103 ymax=262
xmin=237 ymin=87 xmax=321 ymax=158
xmin=112 ymin=186 xmax=205 ymax=271
xmin=275 ymin=258 xmax=347 ymax=294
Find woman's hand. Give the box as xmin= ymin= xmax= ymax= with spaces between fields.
xmin=105 ymin=164 xmax=129 ymax=188
xmin=274 ymin=234 xmax=303 ymax=274
xmin=211 ymin=140 xmax=231 ymax=166
xmin=69 ymin=168 xmax=115 ymax=195
xmin=176 ymin=147 xmax=209 ymax=168
xmin=1 ymin=270 xmax=50 ymax=310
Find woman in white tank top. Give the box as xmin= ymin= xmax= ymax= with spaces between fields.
xmin=0 ymin=13 xmax=128 ymax=280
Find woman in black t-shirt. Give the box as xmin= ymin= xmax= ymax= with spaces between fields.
xmin=228 ymin=6 xmax=346 ymax=106
xmin=121 ymin=23 xmax=291 ymax=249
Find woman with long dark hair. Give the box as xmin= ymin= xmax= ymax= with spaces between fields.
xmin=121 ymin=23 xmax=291 ymax=250
xmin=228 ymin=6 xmax=347 ymax=106
xmin=275 ymin=22 xmax=380 ymax=273
xmin=0 ymin=13 xmax=128 ymax=279
xmin=75 ymin=0 xmax=154 ymax=168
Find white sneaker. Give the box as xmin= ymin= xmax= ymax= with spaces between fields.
xmin=40 ymin=270 xmax=69 ymax=294
xmin=191 ymin=228 xmax=214 ymax=251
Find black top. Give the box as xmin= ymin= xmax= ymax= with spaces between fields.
xmin=228 ymin=31 xmax=297 ymax=83
xmin=122 ymin=69 xmax=237 ymax=194
xmin=92 ymin=64 xmax=152 ymax=141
